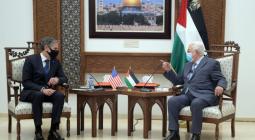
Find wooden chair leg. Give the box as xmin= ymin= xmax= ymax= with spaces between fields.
xmin=231 ymin=118 xmax=235 ymax=137
xmin=8 ymin=114 xmax=12 ymax=133
xmin=186 ymin=121 xmax=190 ymax=133
xmin=67 ymin=117 xmax=70 ymax=137
xmin=215 ymin=124 xmax=219 ymax=140
xmin=17 ymin=120 xmax=20 ymax=140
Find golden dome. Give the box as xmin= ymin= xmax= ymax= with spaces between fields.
xmin=123 ymin=0 xmax=141 ymax=7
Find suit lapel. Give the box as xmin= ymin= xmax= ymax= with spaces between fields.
xmin=36 ymin=54 xmax=49 ymax=82
xmin=189 ymin=57 xmax=208 ymax=80
xmin=47 ymin=59 xmax=56 ymax=78
xmin=36 ymin=54 xmax=44 ymax=73
xmin=184 ymin=62 xmax=193 ymax=79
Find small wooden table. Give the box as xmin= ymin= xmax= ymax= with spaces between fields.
xmin=120 ymin=88 xmax=173 ymax=139
xmin=71 ymin=89 xmax=118 ymax=137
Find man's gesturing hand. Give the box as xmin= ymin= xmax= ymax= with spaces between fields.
xmin=160 ymin=60 xmax=172 ymax=72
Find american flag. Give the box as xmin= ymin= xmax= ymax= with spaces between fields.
xmin=109 ymin=68 xmax=123 ymax=89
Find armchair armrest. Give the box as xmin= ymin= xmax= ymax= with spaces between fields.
xmin=223 ymin=81 xmax=237 ymax=97
xmin=60 ymin=83 xmax=69 ymax=102
xmin=219 ymin=82 xmax=237 ymax=112
xmin=218 ymin=94 xmax=223 ymax=112
xmin=7 ymin=78 xmax=20 ymax=106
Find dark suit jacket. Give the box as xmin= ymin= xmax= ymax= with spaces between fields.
xmin=164 ymin=56 xmax=227 ymax=105
xmin=20 ymin=54 xmax=68 ymax=101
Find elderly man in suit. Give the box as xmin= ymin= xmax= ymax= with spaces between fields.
xmin=162 ymin=42 xmax=227 ymax=140
xmin=20 ymin=37 xmax=67 ymax=140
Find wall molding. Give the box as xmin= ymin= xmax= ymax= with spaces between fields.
xmin=81 ymin=52 xmax=170 ymax=82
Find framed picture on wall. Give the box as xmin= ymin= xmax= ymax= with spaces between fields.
xmin=89 ymin=0 xmax=171 ymax=39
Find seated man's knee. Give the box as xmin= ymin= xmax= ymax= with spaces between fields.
xmin=33 ymin=92 xmax=44 ymax=100
xmin=190 ymin=99 xmax=204 ymax=111
xmin=168 ymin=96 xmax=179 ymax=106
xmin=54 ymin=92 xmax=65 ymax=100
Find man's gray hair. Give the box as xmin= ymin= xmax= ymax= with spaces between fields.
xmin=189 ymin=41 xmax=205 ymax=56
xmin=40 ymin=36 xmax=58 ymax=50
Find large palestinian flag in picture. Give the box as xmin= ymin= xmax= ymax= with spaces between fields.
xmin=171 ymin=0 xmax=209 ymax=74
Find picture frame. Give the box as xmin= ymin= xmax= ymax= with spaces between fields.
xmin=89 ymin=0 xmax=171 ymax=39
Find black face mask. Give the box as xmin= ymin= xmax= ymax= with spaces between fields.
xmin=48 ymin=48 xmax=59 ymax=59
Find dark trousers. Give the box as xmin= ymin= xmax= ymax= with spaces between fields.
xmin=23 ymin=91 xmax=65 ymax=127
xmin=168 ymin=92 xmax=210 ymax=134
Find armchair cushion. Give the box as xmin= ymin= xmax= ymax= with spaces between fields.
xmin=216 ymin=56 xmax=233 ymax=92
xmin=179 ymin=102 xmax=235 ymax=119
xmin=8 ymin=100 xmax=71 ymax=115
xmin=11 ymin=58 xmax=26 ymax=82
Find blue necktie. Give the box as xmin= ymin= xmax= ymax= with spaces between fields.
xmin=187 ymin=63 xmax=197 ymax=80
xmin=185 ymin=63 xmax=197 ymax=94
xmin=44 ymin=60 xmax=50 ymax=75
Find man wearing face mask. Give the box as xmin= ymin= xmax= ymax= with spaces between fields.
xmin=20 ymin=36 xmax=68 ymax=140
xmin=162 ymin=42 xmax=227 ymax=140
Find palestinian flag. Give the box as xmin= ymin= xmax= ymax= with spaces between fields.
xmin=171 ymin=0 xmax=209 ymax=74
xmin=124 ymin=69 xmax=139 ymax=89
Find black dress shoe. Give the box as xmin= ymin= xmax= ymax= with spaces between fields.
xmin=191 ymin=134 xmax=200 ymax=140
xmin=34 ymin=131 xmax=44 ymax=140
xmin=48 ymin=130 xmax=64 ymax=140
xmin=164 ymin=131 xmax=180 ymax=140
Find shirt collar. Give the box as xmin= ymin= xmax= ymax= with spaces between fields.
xmin=40 ymin=53 xmax=48 ymax=62
xmin=194 ymin=56 xmax=204 ymax=66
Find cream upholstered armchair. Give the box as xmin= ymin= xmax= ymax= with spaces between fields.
xmin=173 ymin=41 xmax=240 ymax=140
xmin=5 ymin=42 xmax=71 ymax=140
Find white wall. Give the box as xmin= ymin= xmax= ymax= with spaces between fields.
xmin=0 ymin=0 xmax=34 ymax=113
xmin=225 ymin=0 xmax=255 ymax=118
xmin=0 ymin=0 xmax=255 ymax=119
